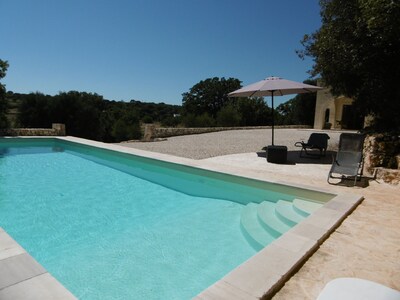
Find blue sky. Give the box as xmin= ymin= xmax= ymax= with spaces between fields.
xmin=0 ymin=0 xmax=321 ymax=106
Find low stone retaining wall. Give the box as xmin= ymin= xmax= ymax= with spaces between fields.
xmin=364 ymin=134 xmax=400 ymax=184
xmin=0 ymin=123 xmax=66 ymax=136
xmin=143 ymin=124 xmax=312 ymax=141
xmin=373 ymin=167 xmax=400 ymax=185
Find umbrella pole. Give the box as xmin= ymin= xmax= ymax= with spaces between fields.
xmin=271 ymin=91 xmax=274 ymax=146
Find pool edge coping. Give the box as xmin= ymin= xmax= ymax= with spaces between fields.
xmin=0 ymin=136 xmax=364 ymax=299
xmin=195 ymin=193 xmax=363 ymax=299
xmin=0 ymin=228 xmax=77 ymax=299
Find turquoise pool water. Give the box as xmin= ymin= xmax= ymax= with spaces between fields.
xmin=0 ymin=139 xmax=334 ymax=299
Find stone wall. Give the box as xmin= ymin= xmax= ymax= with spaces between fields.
xmin=363 ymin=134 xmax=400 ymax=184
xmin=0 ymin=123 xmax=66 ymax=136
xmin=142 ymin=124 xmax=312 ymax=141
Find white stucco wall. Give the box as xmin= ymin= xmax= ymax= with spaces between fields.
xmin=314 ymin=88 xmax=353 ymax=129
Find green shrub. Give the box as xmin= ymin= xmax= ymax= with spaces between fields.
xmin=141 ymin=115 xmax=153 ymax=124
xmin=183 ymin=113 xmax=215 ymax=127
xmin=112 ymin=119 xmax=142 ymax=142
xmin=216 ymin=105 xmax=241 ymax=127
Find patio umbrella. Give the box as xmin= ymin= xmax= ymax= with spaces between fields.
xmin=228 ymin=76 xmax=322 ymax=145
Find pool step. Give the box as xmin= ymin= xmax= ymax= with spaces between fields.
xmin=293 ymin=198 xmax=323 ymax=217
xmin=257 ymin=201 xmax=291 ymax=236
xmin=240 ymin=203 xmax=275 ymax=251
xmin=275 ymin=200 xmax=306 ymax=226
xmin=240 ymin=199 xmax=321 ymax=250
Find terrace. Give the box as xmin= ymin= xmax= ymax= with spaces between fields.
xmin=0 ymin=128 xmax=398 ymax=299
xmin=121 ymin=128 xmax=400 ymax=299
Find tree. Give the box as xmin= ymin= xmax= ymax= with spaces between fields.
xmin=18 ymin=92 xmax=53 ymax=128
xmin=16 ymin=90 xmax=184 ymax=141
xmin=182 ymin=113 xmax=215 ymax=127
xmin=18 ymin=91 xmax=108 ymax=140
xmin=216 ymin=104 xmax=241 ymax=127
xmin=51 ymin=91 xmax=114 ymax=141
xmin=276 ymin=80 xmax=317 ymax=126
xmin=0 ymin=59 xmax=9 ymax=128
xmin=182 ymin=77 xmax=241 ymax=118
xmin=299 ymin=0 xmax=400 ymax=131
xmin=111 ymin=110 xmax=141 ymax=142
xmin=129 ymin=100 xmax=181 ymax=125
xmin=237 ymin=97 xmax=272 ymax=126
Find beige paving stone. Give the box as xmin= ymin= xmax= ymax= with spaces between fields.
xmin=0 ymin=253 xmax=46 ymax=290
xmin=272 ymin=232 xmax=316 ymax=256
xmin=289 ymin=222 xmax=330 ymax=243
xmin=0 ymin=231 xmax=25 ymax=260
xmin=0 ymin=273 xmax=76 ymax=300
xmin=272 ymin=188 xmax=400 ymax=299
xmin=272 ymin=278 xmax=317 ymax=300
xmin=301 ymin=207 xmax=346 ymax=230
xmin=221 ymin=249 xmax=288 ymax=297
xmin=195 ymin=280 xmax=258 ymax=300
xmin=323 ymin=198 xmax=360 ymax=212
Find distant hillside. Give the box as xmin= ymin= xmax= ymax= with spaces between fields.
xmin=5 ymin=91 xmax=182 ymax=128
xmin=128 ymin=99 xmax=181 ymax=125
xmin=5 ymin=91 xmax=24 ymax=127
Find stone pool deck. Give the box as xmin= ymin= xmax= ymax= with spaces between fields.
xmin=0 ymin=228 xmax=76 ymax=299
xmin=121 ymin=128 xmax=400 ymax=299
xmin=200 ymin=152 xmax=400 ymax=299
xmin=1 ymin=131 xmax=399 ymax=299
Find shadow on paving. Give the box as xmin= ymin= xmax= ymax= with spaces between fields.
xmin=257 ymin=150 xmax=374 ymax=188
xmin=257 ymin=150 xmax=336 ymax=165
xmin=327 ymin=176 xmax=372 ymax=188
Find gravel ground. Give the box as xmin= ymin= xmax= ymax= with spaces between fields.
xmin=119 ymin=128 xmax=344 ymax=160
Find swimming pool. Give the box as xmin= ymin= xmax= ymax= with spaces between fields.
xmin=0 ymin=137 xmax=357 ymax=299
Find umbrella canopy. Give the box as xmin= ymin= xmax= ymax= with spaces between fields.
xmin=228 ymin=76 xmax=322 ymax=97
xmin=228 ymin=76 xmax=322 ymax=145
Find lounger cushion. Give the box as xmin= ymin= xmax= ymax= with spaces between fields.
xmin=317 ymin=278 xmax=400 ymax=300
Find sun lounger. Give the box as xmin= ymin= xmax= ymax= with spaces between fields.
xmin=294 ymin=133 xmax=330 ymax=158
xmin=328 ymin=133 xmax=366 ymax=186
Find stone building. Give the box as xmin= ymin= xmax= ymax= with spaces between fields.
xmin=313 ymin=87 xmax=365 ymax=130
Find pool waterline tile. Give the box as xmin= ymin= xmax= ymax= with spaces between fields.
xmin=0 ymin=136 xmax=364 ymax=299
